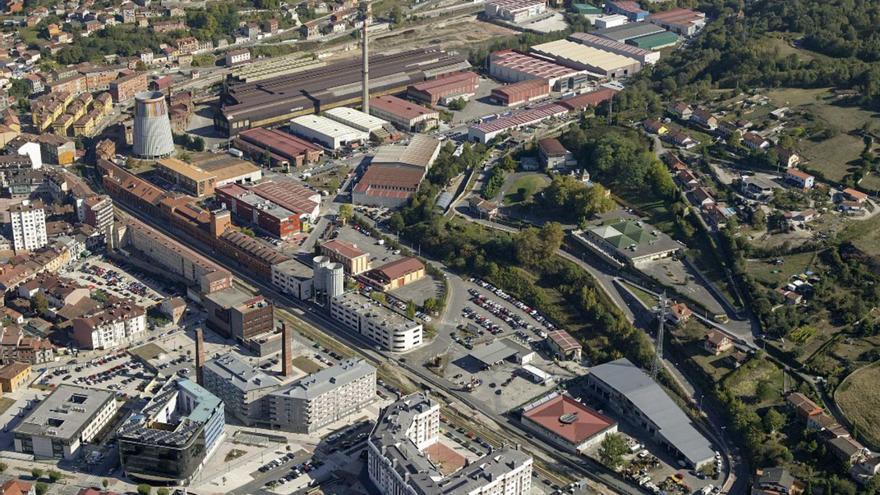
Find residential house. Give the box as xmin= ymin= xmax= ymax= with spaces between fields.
xmin=828 ymin=436 xmax=868 ymax=465
xmin=704 ymin=202 xmax=736 ymax=229
xmin=842 ymin=187 xmax=868 ymax=204
xmin=667 ymin=302 xmax=691 ymax=325
xmin=704 ymin=330 xmax=733 ymax=355
xmin=690 ymin=107 xmax=717 ymax=130
xmin=642 ymin=118 xmax=667 ymax=135
xmin=751 ymin=467 xmax=804 ymax=495
xmin=786 ymin=392 xmax=822 ymax=421
xmin=667 ymin=102 xmax=692 ymax=120
xmin=0 ymin=480 xmax=35 ymax=495
xmin=664 ymin=129 xmax=696 ymax=149
xmin=691 ymin=186 xmax=715 ymax=206
xmin=469 ymin=197 xmax=499 ymax=220
xmin=742 ymin=132 xmax=769 ymax=151
xmin=776 ymin=147 xmax=800 ymax=168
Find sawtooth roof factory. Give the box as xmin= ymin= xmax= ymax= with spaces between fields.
xmin=215 ymin=49 xmax=469 ymax=136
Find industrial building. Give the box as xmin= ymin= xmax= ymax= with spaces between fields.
xmin=368 ymin=393 xmax=533 ymax=495
xmin=215 ymin=49 xmax=469 ymax=136
xmin=407 ymin=72 xmax=479 ymax=105
xmin=521 ymin=392 xmax=617 ymax=452
xmin=203 ymin=287 xmax=274 ymax=341
xmin=567 ymin=32 xmax=659 ymax=64
xmin=267 ymin=358 xmax=376 ymax=433
xmin=290 ymin=114 xmax=368 ymax=151
xmin=468 ymin=338 xmax=535 ymax=368
xmin=324 ymin=107 xmax=389 ymax=134
xmin=118 ymin=378 xmax=225 ymax=484
xmin=538 ymin=137 xmax=575 ymax=169
xmin=484 ymin=0 xmax=546 ymax=22
xmin=573 ymin=219 xmax=680 ymax=267
xmin=545 ymin=329 xmax=582 ymax=361
xmin=593 ymin=14 xmax=628 ymax=29
xmin=594 ymin=21 xmax=667 ymax=42
xmin=312 ymin=256 xmax=345 ymax=301
xmin=605 ymin=0 xmax=648 ymax=21
xmin=627 ymin=31 xmax=679 ymax=50
xmin=13 ymin=385 xmax=118 ymax=460
xmin=271 ymin=258 xmax=314 ymax=300
xmin=330 ymin=292 xmax=423 ymax=352
xmin=647 ymin=8 xmax=706 ymax=36
xmin=353 ymin=135 xmax=441 ymax=208
xmin=251 ymin=180 xmax=322 ymax=224
xmin=362 ymin=256 xmax=426 ymax=291
xmin=132 ymin=91 xmax=175 ymax=159
xmin=468 ymin=103 xmax=568 ymax=143
xmin=233 ymin=128 xmax=323 ymax=169
xmin=530 ymin=39 xmax=642 ymax=79
xmin=585 ymin=358 xmax=715 ymax=469
xmin=488 ymin=50 xmax=589 ymax=90
xmin=216 ymin=183 xmax=302 ymax=239
xmin=491 ymin=79 xmax=550 ymax=106
xmin=155 ymin=156 xmax=262 ymax=198
xmin=558 ymin=87 xmax=618 ymax=111
xmin=320 ymin=239 xmax=372 ymax=275
xmin=368 ymin=95 xmax=439 ymax=132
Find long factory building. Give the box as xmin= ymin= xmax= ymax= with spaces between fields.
xmin=216 ymin=49 xmax=470 ymax=136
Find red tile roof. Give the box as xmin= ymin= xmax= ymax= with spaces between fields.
xmin=523 ymin=394 xmax=615 ymax=444
xmin=321 ymin=239 xmax=367 ymax=260
xmin=375 ymin=257 xmax=424 ymax=281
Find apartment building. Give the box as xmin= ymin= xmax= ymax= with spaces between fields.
xmin=330 ymin=292 xmax=423 ymax=352
xmin=9 ymin=200 xmax=47 ymax=252
xmin=71 ymin=302 xmax=146 ymax=349
xmin=368 ymin=393 xmax=533 ymax=495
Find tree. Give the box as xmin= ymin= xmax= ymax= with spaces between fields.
xmin=137 ymin=484 xmax=152 ymax=495
xmin=500 ymin=154 xmax=516 ymax=171
xmin=422 ymin=297 xmax=438 ymax=314
xmin=406 ymin=301 xmax=416 ymax=319
xmin=47 ymin=470 xmax=61 ymax=483
xmin=35 ymin=483 xmax=48 ymax=495
xmin=338 ymin=204 xmax=353 ymax=224
xmin=32 ymin=292 xmax=49 ymax=315
xmin=762 ymin=408 xmax=786 ymax=433
xmin=370 ymin=291 xmax=387 ymax=304
xmin=192 ymin=136 xmax=206 ymax=152
xmin=0 ymin=462 xmax=6 ymax=473
xmin=598 ymin=433 xmax=628 ymax=470
xmin=157 ymin=489 xmax=170 ymax=495
xmin=389 ymin=5 xmax=404 ymax=25
xmin=9 ymin=79 xmax=30 ymax=99
xmin=102 ymin=479 xmax=109 ymax=489
xmin=31 ymin=468 xmax=44 ymax=480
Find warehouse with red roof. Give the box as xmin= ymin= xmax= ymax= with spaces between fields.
xmin=521 ymin=393 xmax=618 ymax=452
xmin=407 ymin=72 xmax=479 ymax=106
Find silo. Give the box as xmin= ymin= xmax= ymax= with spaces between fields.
xmin=133 ymin=91 xmax=175 ymax=159
xmin=326 ymin=262 xmax=344 ymax=299
xmin=312 ymin=256 xmax=330 ymax=293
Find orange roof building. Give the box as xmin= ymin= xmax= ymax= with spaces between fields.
xmin=521 ymin=393 xmax=617 ymax=452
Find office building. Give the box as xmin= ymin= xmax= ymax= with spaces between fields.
xmin=369 ymin=393 xmax=533 ymax=495
xmin=203 ymin=287 xmax=274 ymax=341
xmin=268 ymin=358 xmax=376 ymax=433
xmin=132 ymin=91 xmax=175 ymax=159
xmin=9 ymin=200 xmax=47 ymax=252
xmin=13 ymin=385 xmax=118 ymax=459
xmin=368 ymin=95 xmax=439 ymax=132
xmin=118 ymin=378 xmax=225 ymax=483
xmin=585 ymin=358 xmax=715 ymax=469
xmin=330 ymin=292 xmax=423 ymax=352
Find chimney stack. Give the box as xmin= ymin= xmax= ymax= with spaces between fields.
xmin=361 ymin=1 xmax=370 ymax=113
xmin=282 ymin=322 xmax=293 ymax=377
xmin=195 ymin=328 xmax=205 ymax=386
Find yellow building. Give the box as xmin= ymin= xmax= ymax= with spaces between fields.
xmin=156 ymin=158 xmax=217 ymax=197
xmin=0 ymin=362 xmax=31 ymax=393
xmin=366 ymin=257 xmax=425 ymax=291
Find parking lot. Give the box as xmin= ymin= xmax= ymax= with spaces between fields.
xmin=37 ymin=350 xmax=154 ymax=398
xmin=65 ymin=258 xmax=166 ymax=308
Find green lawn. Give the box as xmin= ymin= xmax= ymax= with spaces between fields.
xmin=744 ymin=251 xmax=818 ymax=286
xmin=723 ymin=357 xmax=786 ymax=407
xmin=503 ymin=174 xmax=549 ymax=205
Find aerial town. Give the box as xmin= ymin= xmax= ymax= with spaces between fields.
xmin=0 ymin=0 xmax=876 ymax=494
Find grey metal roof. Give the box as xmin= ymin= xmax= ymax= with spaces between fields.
xmin=588 ymin=358 xmax=714 ymax=467
xmin=594 ymin=21 xmax=666 ymax=42
xmin=204 ymin=352 xmax=281 ymax=392
xmin=13 ymin=385 xmax=115 ymax=441
xmin=469 ymin=338 xmax=533 ymax=367
xmin=272 ymin=358 xmax=375 ymax=400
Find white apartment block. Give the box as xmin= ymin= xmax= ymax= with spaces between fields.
xmin=368 ymin=393 xmax=532 ymax=495
xmin=330 ymin=292 xmax=423 ymax=352
xmin=71 ymin=305 xmax=146 ymax=349
xmin=10 ymin=200 xmax=48 ymax=252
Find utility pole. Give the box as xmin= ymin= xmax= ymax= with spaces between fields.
xmin=360 ymin=1 xmax=371 ymax=114
xmin=651 ymin=292 xmax=667 ymax=379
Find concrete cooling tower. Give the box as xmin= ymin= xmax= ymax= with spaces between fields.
xmin=133 ymin=91 xmax=175 ymax=159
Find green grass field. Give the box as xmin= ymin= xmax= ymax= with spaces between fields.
xmin=744 ymin=251 xmax=818 ymax=286
xmin=503 ymin=174 xmax=549 ymax=205
xmin=723 ymin=357 xmax=785 ymax=406
xmin=837 ymin=363 xmax=880 ymax=448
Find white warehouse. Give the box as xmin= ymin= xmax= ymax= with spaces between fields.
xmin=290 ymin=115 xmax=368 ymax=150
xmin=324 ymin=107 xmax=389 ymax=134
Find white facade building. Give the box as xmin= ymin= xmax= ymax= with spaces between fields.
xmin=9 ymin=200 xmax=48 ymax=252
xmin=290 ymin=115 xmax=368 ymax=150
xmin=71 ymin=305 xmax=147 ymax=349
xmin=330 ymin=292 xmax=423 ymax=352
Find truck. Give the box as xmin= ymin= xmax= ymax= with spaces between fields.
xmin=227 ymin=147 xmax=244 ymax=158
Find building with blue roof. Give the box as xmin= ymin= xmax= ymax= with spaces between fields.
xmin=117 ymin=378 xmax=225 ymax=484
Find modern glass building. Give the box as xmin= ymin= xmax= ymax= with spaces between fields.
xmin=118 ymin=378 xmax=224 ymax=484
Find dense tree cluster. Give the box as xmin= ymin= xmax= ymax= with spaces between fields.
xmin=539 ymin=175 xmax=614 ymax=222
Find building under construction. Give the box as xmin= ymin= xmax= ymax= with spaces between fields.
xmin=215 ymin=49 xmax=470 ymax=136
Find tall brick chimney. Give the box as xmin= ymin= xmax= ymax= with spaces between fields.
xmin=195 ymin=328 xmax=205 ymax=386
xmin=282 ymin=322 xmax=293 ymax=377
